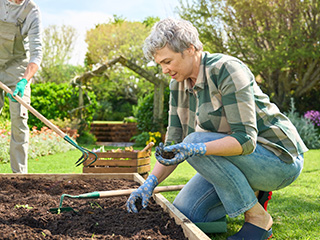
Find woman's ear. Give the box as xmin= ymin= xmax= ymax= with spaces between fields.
xmin=187 ymin=45 xmax=196 ymax=55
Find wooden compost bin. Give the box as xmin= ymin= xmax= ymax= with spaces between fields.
xmin=0 ymin=173 xmax=210 ymax=240
xmin=90 ymin=122 xmax=137 ymax=143
xmin=82 ymin=151 xmax=151 ymax=179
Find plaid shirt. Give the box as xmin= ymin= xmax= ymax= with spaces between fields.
xmin=165 ymin=52 xmax=308 ymax=163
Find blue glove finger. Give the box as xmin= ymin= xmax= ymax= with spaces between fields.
xmin=126 ymin=192 xmax=141 ymax=213
xmin=126 ymin=174 xmax=158 ymax=213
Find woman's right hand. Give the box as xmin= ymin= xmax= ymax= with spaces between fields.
xmin=126 ymin=174 xmax=158 ymax=213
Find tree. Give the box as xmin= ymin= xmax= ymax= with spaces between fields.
xmin=178 ymin=0 xmax=320 ymax=110
xmin=84 ymin=17 xmax=168 ymax=121
xmin=37 ymin=25 xmax=84 ymax=83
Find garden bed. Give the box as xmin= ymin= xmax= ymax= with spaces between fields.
xmin=0 ymin=173 xmax=210 ymax=240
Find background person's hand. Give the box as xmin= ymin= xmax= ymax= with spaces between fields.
xmin=156 ymin=142 xmax=206 ymax=165
xmin=126 ymin=174 xmax=158 ymax=213
xmin=7 ymin=78 xmax=28 ymax=102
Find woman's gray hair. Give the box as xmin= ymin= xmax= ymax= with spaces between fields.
xmin=143 ymin=18 xmax=203 ymax=60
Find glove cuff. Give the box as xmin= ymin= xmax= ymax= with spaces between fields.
xmin=195 ymin=143 xmax=207 ymax=156
xmin=144 ymin=174 xmax=158 ymax=190
xmin=20 ymin=78 xmax=28 ymax=84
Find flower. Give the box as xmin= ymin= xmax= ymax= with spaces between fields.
xmin=304 ymin=110 xmax=320 ymax=127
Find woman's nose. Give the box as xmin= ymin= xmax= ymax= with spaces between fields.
xmin=162 ymin=66 xmax=170 ymax=74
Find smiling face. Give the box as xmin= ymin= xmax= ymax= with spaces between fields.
xmin=154 ymin=45 xmax=201 ymax=84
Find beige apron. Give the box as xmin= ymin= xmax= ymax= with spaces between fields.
xmin=0 ymin=2 xmax=34 ymax=173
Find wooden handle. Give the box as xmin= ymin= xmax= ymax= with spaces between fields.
xmin=98 ymin=185 xmax=184 ymax=198
xmin=141 ymin=142 xmax=155 ymax=152
xmin=0 ymin=81 xmax=66 ymax=138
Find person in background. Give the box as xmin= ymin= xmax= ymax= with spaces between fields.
xmin=126 ymin=18 xmax=308 ymax=240
xmin=0 ymin=0 xmax=42 ymax=173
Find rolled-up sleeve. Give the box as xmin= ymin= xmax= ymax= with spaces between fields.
xmin=218 ymin=60 xmax=258 ymax=154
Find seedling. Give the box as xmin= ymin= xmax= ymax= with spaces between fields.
xmin=14 ymin=204 xmax=33 ymax=210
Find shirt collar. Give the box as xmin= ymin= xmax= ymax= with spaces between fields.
xmin=184 ymin=51 xmax=207 ymax=92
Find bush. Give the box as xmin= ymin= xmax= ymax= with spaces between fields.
xmin=133 ymin=87 xmax=170 ymax=133
xmin=131 ymin=131 xmax=162 ymax=147
xmin=285 ymin=99 xmax=320 ymax=149
xmin=76 ymin=130 xmax=97 ymax=145
xmin=30 ymin=82 xmax=98 ymax=132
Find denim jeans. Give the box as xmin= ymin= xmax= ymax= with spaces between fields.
xmin=173 ymin=132 xmax=304 ymax=222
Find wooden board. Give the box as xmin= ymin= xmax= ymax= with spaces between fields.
xmin=0 ymin=173 xmax=210 ymax=240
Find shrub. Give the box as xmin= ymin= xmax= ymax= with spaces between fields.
xmin=285 ymin=99 xmax=320 ymax=149
xmin=131 ymin=131 xmax=162 ymax=147
xmin=30 ymin=82 xmax=98 ymax=131
xmin=133 ymin=87 xmax=170 ymax=133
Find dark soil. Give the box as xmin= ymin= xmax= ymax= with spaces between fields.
xmin=0 ymin=177 xmax=187 ymax=240
xmin=161 ymin=152 xmax=175 ymax=159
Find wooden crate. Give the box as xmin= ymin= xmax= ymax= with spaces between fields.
xmin=0 ymin=173 xmax=210 ymax=240
xmin=82 ymin=150 xmax=151 ymax=177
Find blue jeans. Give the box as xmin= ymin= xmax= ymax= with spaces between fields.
xmin=173 ymin=132 xmax=304 ymax=222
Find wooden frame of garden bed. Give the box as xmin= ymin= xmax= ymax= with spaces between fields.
xmin=0 ymin=173 xmax=210 ymax=240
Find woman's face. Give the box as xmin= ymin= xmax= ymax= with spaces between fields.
xmin=154 ymin=45 xmax=195 ymax=82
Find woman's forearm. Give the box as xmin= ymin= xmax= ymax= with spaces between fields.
xmin=151 ymin=161 xmax=177 ymax=183
xmin=205 ymin=136 xmax=243 ymax=156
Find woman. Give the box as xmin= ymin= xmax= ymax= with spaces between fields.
xmin=126 ymin=18 xmax=308 ymax=240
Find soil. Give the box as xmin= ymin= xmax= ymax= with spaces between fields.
xmin=161 ymin=152 xmax=175 ymax=159
xmin=0 ymin=177 xmax=187 ymax=240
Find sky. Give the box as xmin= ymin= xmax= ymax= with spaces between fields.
xmin=36 ymin=0 xmax=182 ymax=65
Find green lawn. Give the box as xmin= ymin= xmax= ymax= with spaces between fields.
xmin=0 ymin=147 xmax=319 ymax=239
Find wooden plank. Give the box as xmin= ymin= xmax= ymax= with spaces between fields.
xmin=83 ymin=167 xmax=137 ymax=174
xmin=0 ymin=173 xmax=136 ymax=181
xmin=83 ymin=165 xmax=150 ymax=174
xmin=137 ymin=158 xmax=151 ymax=166
xmin=88 ymin=151 xmax=150 ymax=159
xmin=154 ymin=193 xmax=211 ymax=240
xmin=137 ymin=165 xmax=151 ymax=174
xmin=84 ymin=158 xmax=150 ymax=167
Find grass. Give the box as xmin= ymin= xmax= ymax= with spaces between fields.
xmin=0 ymin=147 xmax=319 ymax=239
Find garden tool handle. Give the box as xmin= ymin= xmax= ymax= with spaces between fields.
xmin=0 ymin=81 xmax=66 ymax=138
xmin=97 ymin=185 xmax=184 ymax=198
xmin=141 ymin=142 xmax=155 ymax=152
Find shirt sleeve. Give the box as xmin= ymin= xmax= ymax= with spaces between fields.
xmin=217 ymin=60 xmax=258 ymax=154
xmin=165 ymin=80 xmax=183 ymax=145
xmin=22 ymin=6 xmax=42 ymax=66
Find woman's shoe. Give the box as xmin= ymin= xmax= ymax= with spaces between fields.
xmin=227 ymin=222 xmax=273 ymax=240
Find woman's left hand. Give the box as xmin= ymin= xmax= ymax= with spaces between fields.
xmin=155 ymin=142 xmax=206 ymax=165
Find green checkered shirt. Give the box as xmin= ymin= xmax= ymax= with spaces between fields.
xmin=165 ymin=52 xmax=308 ymax=163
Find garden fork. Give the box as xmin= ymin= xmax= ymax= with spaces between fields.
xmin=0 ymin=81 xmax=97 ymax=167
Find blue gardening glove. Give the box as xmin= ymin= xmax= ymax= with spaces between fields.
xmin=126 ymin=174 xmax=158 ymax=213
xmin=156 ymin=142 xmax=207 ymax=166
xmin=7 ymin=78 xmax=28 ymax=102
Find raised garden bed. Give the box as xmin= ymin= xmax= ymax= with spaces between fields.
xmin=0 ymin=173 xmax=210 ymax=240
